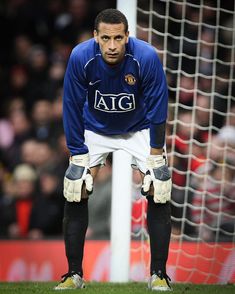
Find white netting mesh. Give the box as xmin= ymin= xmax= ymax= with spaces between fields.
xmin=131 ymin=0 xmax=235 ymax=284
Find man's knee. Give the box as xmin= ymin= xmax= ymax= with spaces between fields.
xmin=147 ymin=196 xmax=171 ymax=223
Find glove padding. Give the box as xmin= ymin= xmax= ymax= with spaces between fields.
xmin=141 ymin=155 xmax=172 ymax=203
xmin=63 ymin=153 xmax=93 ymax=202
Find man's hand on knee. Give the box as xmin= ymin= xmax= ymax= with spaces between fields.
xmin=63 ymin=153 xmax=93 ymax=202
xmin=141 ymin=155 xmax=172 ymax=203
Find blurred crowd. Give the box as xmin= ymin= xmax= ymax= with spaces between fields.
xmin=0 ymin=0 xmax=234 ymax=242
xmin=0 ymin=0 xmax=116 ymax=240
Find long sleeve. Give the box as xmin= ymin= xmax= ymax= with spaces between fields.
xmin=141 ymin=49 xmax=169 ymax=148
xmin=63 ymin=48 xmax=88 ymax=155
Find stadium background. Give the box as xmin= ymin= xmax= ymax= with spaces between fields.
xmin=0 ymin=0 xmax=234 ymax=284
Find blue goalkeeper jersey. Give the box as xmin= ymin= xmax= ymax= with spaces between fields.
xmin=63 ymin=37 xmax=168 ymax=155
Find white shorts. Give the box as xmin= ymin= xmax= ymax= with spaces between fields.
xmin=84 ymin=129 xmax=150 ymax=173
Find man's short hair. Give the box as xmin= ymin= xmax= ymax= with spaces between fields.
xmin=94 ymin=8 xmax=129 ymax=33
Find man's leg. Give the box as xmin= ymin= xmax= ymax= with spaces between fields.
xmin=63 ymin=165 xmax=100 ymax=275
xmin=63 ymin=199 xmax=89 ymax=276
xmin=146 ymin=196 xmax=171 ymax=275
xmin=55 ymin=166 xmax=100 ymax=290
xmin=139 ymin=169 xmax=171 ymax=275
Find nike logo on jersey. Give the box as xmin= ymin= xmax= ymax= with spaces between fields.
xmin=94 ymin=90 xmax=136 ymax=113
xmin=89 ymin=80 xmax=101 ymax=86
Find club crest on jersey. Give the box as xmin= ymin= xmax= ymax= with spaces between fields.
xmin=94 ymin=90 xmax=135 ymax=113
xmin=125 ymin=74 xmax=136 ymax=85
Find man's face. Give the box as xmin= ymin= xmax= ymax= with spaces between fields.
xmin=94 ymin=22 xmax=129 ymax=65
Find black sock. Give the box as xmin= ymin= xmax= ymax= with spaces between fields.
xmin=63 ymin=199 xmax=88 ymax=276
xmin=146 ymin=196 xmax=171 ymax=275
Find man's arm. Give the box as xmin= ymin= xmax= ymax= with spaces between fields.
xmin=141 ymin=48 xmax=172 ymax=203
xmin=63 ymin=48 xmax=88 ymax=155
xmin=150 ymin=147 xmax=163 ymax=155
xmin=63 ymin=48 xmax=93 ymax=202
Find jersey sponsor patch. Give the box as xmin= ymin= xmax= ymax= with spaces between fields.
xmin=94 ymin=90 xmax=136 ymax=113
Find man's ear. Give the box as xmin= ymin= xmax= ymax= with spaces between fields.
xmin=125 ymin=31 xmax=129 ymax=43
xmin=94 ymin=30 xmax=98 ymax=43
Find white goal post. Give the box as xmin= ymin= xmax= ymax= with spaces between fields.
xmin=110 ymin=0 xmax=137 ymax=283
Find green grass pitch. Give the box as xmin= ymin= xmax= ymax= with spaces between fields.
xmin=0 ymin=282 xmax=234 ymax=294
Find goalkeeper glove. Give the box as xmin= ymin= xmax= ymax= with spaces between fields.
xmin=141 ymin=155 xmax=172 ymax=203
xmin=63 ymin=153 xmax=93 ymax=202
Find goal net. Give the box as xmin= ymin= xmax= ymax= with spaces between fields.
xmin=131 ymin=0 xmax=235 ymax=284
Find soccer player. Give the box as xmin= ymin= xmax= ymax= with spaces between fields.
xmin=55 ymin=8 xmax=172 ymax=291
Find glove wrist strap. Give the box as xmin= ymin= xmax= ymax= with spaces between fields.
xmin=70 ymin=153 xmax=89 ymax=167
xmin=147 ymin=155 xmax=165 ymax=169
